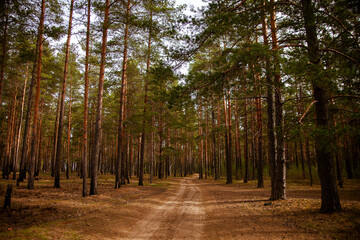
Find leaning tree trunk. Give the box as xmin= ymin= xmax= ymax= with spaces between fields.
xmin=54 ymin=0 xmax=74 ymax=188
xmin=3 ymin=85 xmax=17 ymax=179
xmin=301 ymin=0 xmax=341 ymax=213
xmin=51 ymin=90 xmax=61 ymax=177
xmin=90 ymin=0 xmax=110 ymax=195
xmin=18 ymin=3 xmax=43 ymax=184
xmin=13 ymin=64 xmax=29 ymax=180
xmin=28 ymin=0 xmax=46 ymax=190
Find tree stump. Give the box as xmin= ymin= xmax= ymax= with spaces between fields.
xmin=3 ymin=184 xmax=12 ymax=210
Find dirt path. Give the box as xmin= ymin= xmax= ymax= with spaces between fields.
xmin=2 ymin=175 xmax=359 ymax=239
xmin=120 ymin=175 xmax=320 ymax=240
xmin=124 ymin=177 xmax=205 ymax=239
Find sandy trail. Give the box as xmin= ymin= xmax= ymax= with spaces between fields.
xmin=122 ymin=176 xmax=321 ymax=240
xmin=124 ymin=176 xmax=205 ymax=240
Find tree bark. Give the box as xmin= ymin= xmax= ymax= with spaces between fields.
xmin=66 ymin=81 xmax=72 ymax=179
xmin=198 ymin=98 xmax=203 ymax=179
xmin=158 ymin=107 xmax=163 ymax=179
xmin=305 ymin=137 xmax=314 ymax=186
xmin=54 ymin=0 xmax=74 ymax=189
xmin=52 ymin=90 xmax=61 ymax=177
xmin=296 ymin=84 xmax=306 ymax=179
xmin=116 ymin=0 xmax=131 ymax=188
xmin=211 ymin=109 xmax=219 ymax=180
xmin=223 ymin=91 xmax=232 ymax=184
xmin=243 ymin=96 xmax=249 ymax=183
xmin=28 ymin=0 xmax=46 ymax=189
xmin=13 ymin=64 xmax=29 ymax=180
xmin=139 ymin=4 xmax=151 ymax=186
xmin=90 ymin=0 xmax=110 ymax=195
xmin=261 ymin=0 xmax=277 ymax=197
xmin=254 ymin=72 xmax=263 ymax=188
xmin=270 ymin=0 xmax=286 ymax=199
xmin=82 ymin=0 xmax=91 ymax=197
xmin=234 ymin=100 xmax=242 ymax=180
xmin=0 ymin=0 xmax=9 ymax=115
xmin=35 ymin=102 xmax=43 ymax=177
xmin=3 ymin=84 xmax=17 ymax=179
xmin=301 ymin=0 xmax=341 ymax=212
xmin=250 ymin=99 xmax=256 ymax=181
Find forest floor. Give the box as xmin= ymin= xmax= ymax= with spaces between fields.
xmin=1 ymin=173 xmax=360 ymax=240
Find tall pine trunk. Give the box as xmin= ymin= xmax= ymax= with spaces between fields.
xmin=270 ymin=0 xmax=286 ymax=199
xmin=198 ymin=98 xmax=203 ymax=179
xmin=54 ymin=0 xmax=74 ymax=188
xmin=212 ymin=109 xmax=219 ymax=180
xmin=139 ymin=3 xmax=152 ymax=186
xmin=13 ymin=64 xmax=29 ymax=180
xmin=223 ymin=91 xmax=232 ymax=184
xmin=66 ymin=81 xmax=72 ymax=179
xmin=243 ymin=96 xmax=249 ymax=183
xmin=82 ymin=0 xmax=91 ymax=197
xmin=90 ymin=0 xmax=110 ymax=195
xmin=116 ymin=0 xmax=131 ymax=188
xmin=28 ymin=0 xmax=46 ymax=189
xmin=3 ymin=84 xmax=17 ymax=179
xmin=261 ymin=0 xmax=277 ymax=198
xmin=234 ymin=100 xmax=242 ymax=180
xmin=301 ymin=0 xmax=341 ymax=212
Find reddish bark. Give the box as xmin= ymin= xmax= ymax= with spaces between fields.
xmin=90 ymin=0 xmax=110 ymax=195
xmin=139 ymin=8 xmax=152 ymax=185
xmin=28 ymin=0 xmax=46 ymax=189
xmin=54 ymin=0 xmax=74 ymax=188
xmin=82 ymin=0 xmax=91 ymax=197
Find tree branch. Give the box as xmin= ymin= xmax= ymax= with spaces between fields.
xmin=320 ymin=48 xmax=360 ymax=67
xmin=299 ymin=100 xmax=317 ymax=125
xmin=329 ymin=95 xmax=360 ymax=100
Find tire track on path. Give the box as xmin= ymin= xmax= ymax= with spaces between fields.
xmin=124 ymin=176 xmax=204 ymax=240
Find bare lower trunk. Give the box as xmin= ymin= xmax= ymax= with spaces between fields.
xmin=301 ymin=0 xmax=341 ymax=212
xmin=305 ymin=138 xmax=313 ymax=186
xmin=82 ymin=0 xmax=91 ymax=197
xmin=223 ymin=92 xmax=232 ymax=184
xmin=66 ymin=82 xmax=72 ymax=179
xmin=198 ymin=99 xmax=203 ymax=179
xmin=243 ymin=97 xmax=249 ymax=183
xmin=270 ymin=0 xmax=286 ymax=199
xmin=139 ymin=7 xmax=152 ymax=186
xmin=13 ymin=64 xmax=29 ymax=180
xmin=90 ymin=0 xmax=110 ymax=195
xmin=28 ymin=0 xmax=46 ymax=189
xmin=54 ymin=0 xmax=74 ymax=189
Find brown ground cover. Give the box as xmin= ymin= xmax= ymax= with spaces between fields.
xmin=0 ymin=173 xmax=359 ymax=239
